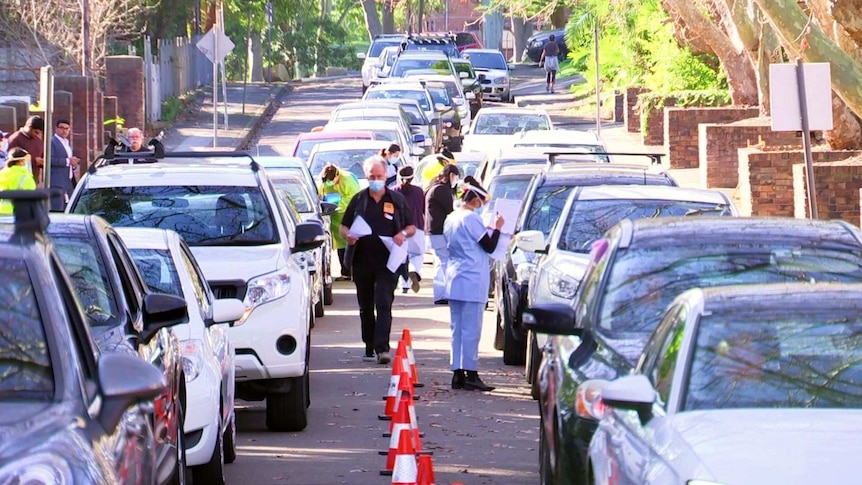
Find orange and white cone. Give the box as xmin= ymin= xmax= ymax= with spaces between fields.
xmin=395 ymin=340 xmax=417 ymax=394
xmin=416 ymin=454 xmax=436 ymax=485
xmin=401 ymin=329 xmax=424 ymax=388
xmin=380 ymin=393 xmax=413 ymax=475
xmin=390 ymin=429 xmax=418 ymax=485
xmin=379 ymin=357 xmax=406 ymax=421
xmin=384 ymin=373 xmax=426 ymax=442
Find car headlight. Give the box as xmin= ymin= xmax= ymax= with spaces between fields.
xmin=0 ymin=453 xmax=73 ymax=485
xmin=548 ymin=268 xmax=579 ymax=300
xmin=493 ymin=77 xmax=508 ymax=85
xmin=515 ymin=262 xmax=536 ymax=283
xmin=181 ymin=339 xmax=204 ymax=382
xmin=238 ymin=269 xmax=292 ymax=325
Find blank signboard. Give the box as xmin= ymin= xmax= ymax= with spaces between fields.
xmin=769 ymin=62 xmax=833 ymax=132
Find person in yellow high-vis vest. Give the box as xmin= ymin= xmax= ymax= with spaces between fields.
xmin=0 ymin=148 xmax=37 ymax=215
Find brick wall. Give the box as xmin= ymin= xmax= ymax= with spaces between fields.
xmin=624 ymin=87 xmax=647 ymax=133
xmin=0 ymin=101 xmax=29 ymax=130
xmin=54 ymin=76 xmax=93 ymax=164
xmin=793 ymin=158 xmax=862 ymax=224
xmin=666 ymin=107 xmax=759 ymax=169
xmin=699 ymin=118 xmax=802 ymax=189
xmin=105 ymin=56 xmax=145 ymax=133
xmin=641 ymin=96 xmax=675 ymax=146
xmin=53 ymin=90 xmax=73 ymax=131
xmin=738 ymin=148 xmax=861 ymax=217
xmin=103 ymin=96 xmax=118 ymax=139
xmin=0 ymin=106 xmax=15 ymax=134
xmin=613 ymin=90 xmax=624 ymax=122
xmin=94 ymin=91 xmax=104 ymax=154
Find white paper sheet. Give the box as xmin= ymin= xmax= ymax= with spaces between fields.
xmin=490 ymin=199 xmax=522 ymax=235
xmin=379 ymin=236 xmax=409 ymax=273
xmin=407 ymin=229 xmax=426 ymax=256
xmin=348 ymin=216 xmax=373 ymax=238
xmin=489 ymin=232 xmax=511 ymax=262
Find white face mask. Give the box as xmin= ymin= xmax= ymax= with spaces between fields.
xmin=450 ymin=178 xmax=459 ymax=188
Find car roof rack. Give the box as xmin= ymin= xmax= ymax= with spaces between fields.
xmin=542 ymin=150 xmax=664 ymax=166
xmin=89 ymin=138 xmax=260 ymax=174
xmin=0 ymin=189 xmax=50 ymax=243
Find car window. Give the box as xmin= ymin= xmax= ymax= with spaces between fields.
xmin=466 ymin=51 xmax=507 ymax=70
xmin=270 ymin=175 xmax=315 ymax=213
xmin=128 ymin=248 xmax=183 ymax=297
xmin=369 ymin=38 xmax=403 ymax=57
xmin=453 ymin=62 xmax=475 ymax=79
xmin=392 ymin=59 xmax=451 ymax=77
xmin=309 ymin=149 xmax=381 ymax=181
xmin=523 ymin=184 xmax=573 ymax=234
xmin=427 ymin=86 xmax=452 ymax=106
xmin=455 ymin=33 xmax=477 ymax=46
xmin=404 ymin=43 xmax=458 ymax=57
xmin=488 ymin=176 xmax=532 ymax=201
xmin=367 ymin=90 xmax=432 ymax=111
xmin=648 ymin=306 xmax=687 ymax=407
xmin=398 ymin=104 xmax=426 ymax=124
xmin=0 ymin=258 xmax=53 ymax=398
xmin=51 ymin=235 xmax=120 ymax=327
xmin=474 ymin=114 xmax=550 ymax=135
xmin=73 ymin=185 xmax=279 ymax=247
xmin=180 ymin=244 xmax=213 ymax=312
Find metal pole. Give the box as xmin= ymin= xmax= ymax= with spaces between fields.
xmin=594 ymin=21 xmax=601 ymax=135
xmin=40 ymin=67 xmax=54 ymax=195
xmin=81 ymin=0 xmax=91 ymax=75
xmin=243 ymin=9 xmax=250 ymax=115
xmin=796 ymin=57 xmax=818 ymax=219
xmin=213 ymin=22 xmax=219 ymax=147
xmin=267 ymin=2 xmax=273 ymax=83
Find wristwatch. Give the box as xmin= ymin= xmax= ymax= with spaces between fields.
xmin=401 ymin=230 xmax=408 ymax=237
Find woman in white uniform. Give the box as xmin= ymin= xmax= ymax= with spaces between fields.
xmin=444 ymin=176 xmax=504 ymax=391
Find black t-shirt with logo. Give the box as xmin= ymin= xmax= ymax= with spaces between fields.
xmin=342 ymin=189 xmax=414 ymax=270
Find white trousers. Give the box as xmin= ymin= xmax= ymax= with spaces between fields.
xmin=429 ymin=234 xmax=449 ymax=302
xmin=449 ymin=300 xmax=484 ymax=371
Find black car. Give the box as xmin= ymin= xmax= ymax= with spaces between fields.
xmin=494 ymin=164 xmax=678 ymax=365
xmin=0 ymin=190 xmax=178 ymax=484
xmin=524 ymin=217 xmax=862 ymax=485
xmin=525 ymin=29 xmax=568 ymax=63
xmin=47 ymin=213 xmax=189 ymax=485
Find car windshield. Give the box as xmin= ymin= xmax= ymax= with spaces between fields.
xmin=334 ymin=110 xmax=400 ymax=123
xmin=467 ymin=52 xmax=507 ymax=70
xmin=453 ymin=62 xmax=475 ymax=79
xmin=455 ymin=33 xmax=477 ymax=46
xmin=128 ymin=249 xmax=183 ymax=297
xmin=367 ymin=90 xmax=432 ymax=111
xmin=473 ymin=114 xmax=550 ymax=135
xmin=310 ymin=149 xmax=380 ymax=181
xmin=427 ymin=86 xmax=452 ymax=106
xmin=558 ymin=200 xmax=733 ymax=253
xmin=599 ymin=244 xmax=862 ymax=348
xmin=51 ymin=236 xmax=120 ymax=327
xmin=270 ymin=175 xmax=315 ymax=213
xmin=686 ymin=311 xmax=862 ymax=410
xmin=295 ymin=137 xmax=370 ymax=159
xmin=399 ymin=105 xmax=427 ymax=124
xmin=0 ymin=258 xmax=53 ymax=399
xmin=368 ymin=130 xmax=400 ymax=143
xmin=369 ymin=39 xmax=403 ymax=57
xmin=71 ymin=185 xmax=278 ymax=247
xmin=392 ymin=59 xmax=451 ymax=77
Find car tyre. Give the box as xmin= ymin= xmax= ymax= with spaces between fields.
xmin=539 ymin=414 xmax=553 ymax=485
xmin=323 ymin=283 xmax=334 ymax=306
xmin=265 ymin=372 xmax=309 ymax=432
xmin=314 ymin=286 xmax=325 ymax=318
xmin=493 ymin=311 xmax=504 ymax=351
xmin=169 ymin=398 xmax=189 ymax=485
xmin=501 ymin=296 xmax=527 ymax=365
xmin=527 ymin=331 xmax=541 ymax=400
xmin=192 ymin=418 xmax=225 ymax=485
xmin=223 ymin=409 xmax=237 ymax=464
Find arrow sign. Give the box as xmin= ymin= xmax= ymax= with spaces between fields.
xmin=196 ymin=27 xmax=235 ymax=64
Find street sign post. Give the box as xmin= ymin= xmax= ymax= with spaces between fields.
xmin=40 ymin=66 xmax=53 ymax=195
xmin=196 ymin=25 xmax=235 ymax=147
xmin=769 ymin=60 xmax=833 ymax=220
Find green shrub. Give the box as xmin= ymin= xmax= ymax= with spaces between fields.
xmin=161 ymin=96 xmax=184 ymax=123
xmin=639 ymin=89 xmax=731 ymax=132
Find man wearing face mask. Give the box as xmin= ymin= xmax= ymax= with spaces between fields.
xmin=341 ymin=156 xmax=417 ymax=364
xmin=319 ymin=163 xmax=360 ymax=280
xmin=393 ymin=166 xmax=426 ymax=293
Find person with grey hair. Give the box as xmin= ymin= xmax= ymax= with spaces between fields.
xmin=340 ymin=156 xmax=417 ymax=364
xmin=127 ymin=127 xmax=146 ymax=152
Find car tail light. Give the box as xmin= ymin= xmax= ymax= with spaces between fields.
xmin=574 ymin=379 xmax=609 ymax=420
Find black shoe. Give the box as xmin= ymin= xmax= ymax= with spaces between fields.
xmin=402 ymin=288 xmax=410 ymax=294
xmin=451 ymin=369 xmax=465 ymax=390
xmin=362 ymin=348 xmax=375 ymax=362
xmin=434 ymin=299 xmax=449 ymax=305
xmin=463 ymin=371 xmax=495 ymax=392
xmin=409 ymin=271 xmax=421 ymax=293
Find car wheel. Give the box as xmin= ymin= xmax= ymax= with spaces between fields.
xmin=314 ymin=286 xmax=325 ymax=318
xmin=502 ymin=297 xmax=527 ymax=365
xmin=168 ymin=398 xmax=189 ymax=485
xmin=192 ymin=418 xmax=225 ymax=485
xmin=493 ymin=309 xmax=504 ymax=351
xmin=323 ymin=283 xmax=334 ymax=306
xmin=223 ymin=408 xmax=237 ymax=464
xmin=528 ymin=331 xmax=541 ymax=400
xmin=305 ymin=331 xmax=311 ymax=409
xmin=539 ymin=414 xmax=553 ymax=485
xmin=265 ymin=371 xmax=309 ymax=432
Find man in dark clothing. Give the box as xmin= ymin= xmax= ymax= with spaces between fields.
xmin=424 ymin=164 xmax=461 ymax=304
xmin=49 ymin=119 xmax=79 ymax=211
xmin=7 ymin=116 xmax=45 ymax=186
xmin=341 ymin=157 xmax=417 ymax=364
xmin=393 ymin=166 xmax=426 ymax=293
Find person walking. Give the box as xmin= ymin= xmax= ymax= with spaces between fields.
xmin=379 ymin=143 xmax=402 ymax=189
xmin=6 ymin=116 xmax=44 ymax=186
xmin=0 ymin=148 xmax=37 ymax=215
xmin=444 ymin=176 xmax=504 ymax=392
xmin=319 ymin=163 xmax=361 ymax=280
xmin=539 ymin=35 xmax=561 ymax=93
xmin=392 ymin=166 xmax=425 ymax=294
xmin=425 ymin=164 xmax=461 ymax=304
xmin=341 ymin=157 xmax=417 ymax=364
xmin=49 ymin=119 xmax=80 ymax=211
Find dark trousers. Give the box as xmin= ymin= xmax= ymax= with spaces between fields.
xmin=353 ymin=264 xmax=398 ymax=354
xmin=337 ymin=248 xmax=351 ymax=277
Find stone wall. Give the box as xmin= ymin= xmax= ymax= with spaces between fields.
xmin=793 ymin=158 xmax=862 ymax=224
xmin=666 ymin=107 xmax=759 ymax=169
xmin=54 ymin=76 xmax=95 ymax=165
xmin=105 ymin=56 xmax=145 ymax=132
xmin=624 ymin=87 xmax=647 ymax=133
xmin=641 ymin=96 xmax=675 ymax=146
xmin=738 ymin=148 xmax=861 ymax=217
xmin=699 ymin=118 xmax=803 ymax=189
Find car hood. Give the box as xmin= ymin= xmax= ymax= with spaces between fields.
xmin=664 ymin=409 xmax=862 ymax=484
xmin=474 ymin=67 xmax=508 ymax=79
xmin=462 ymin=133 xmax=517 ymax=152
xmin=190 ymin=244 xmax=286 ymax=282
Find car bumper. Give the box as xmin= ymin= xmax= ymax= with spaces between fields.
xmin=482 ymin=86 xmax=510 ymax=100
xmin=184 ymin=375 xmax=221 ymax=466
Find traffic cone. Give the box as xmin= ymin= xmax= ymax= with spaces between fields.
xmin=380 ymin=394 xmax=413 ymax=475
xmin=379 ymin=357 xmax=405 ymax=421
xmin=384 ymin=373 xmax=425 ymax=443
xmin=401 ymin=329 xmax=424 ymax=388
xmin=395 ymin=340 xmax=416 ymax=391
xmin=390 ymin=429 xmax=418 ymax=485
xmin=416 ymin=454 xmax=436 ymax=485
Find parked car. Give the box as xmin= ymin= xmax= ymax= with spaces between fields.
xmin=390 ymin=50 xmax=458 ymax=79
xmin=512 ymin=129 xmax=611 ymax=163
xmin=0 ymin=190 xmax=170 ymax=484
xmin=463 ymin=48 xmax=511 ymax=102
xmin=413 ymin=151 xmax=483 ymax=188
xmin=323 ymin=120 xmax=418 ymax=163
xmin=308 ymin=139 xmax=406 ymax=188
xmin=118 ymin=227 xmax=245 ymax=484
xmin=588 ymin=282 xmax=862 ymax=485
xmin=363 ymin=82 xmax=442 ymax=151
xmin=525 ymin=29 xmax=567 ymax=63
xmin=329 ymin=101 xmax=426 ymax=159
xmin=462 ymin=107 xmax=553 ymax=153
xmin=389 ymin=98 xmax=439 ymax=155
xmin=495 ymin=165 xmax=679 ymax=369
xmin=289 ymin=131 xmax=375 ymax=162
xmin=474 ymin=149 xmax=547 ymax=187
xmin=451 ymin=57 xmax=483 ymax=117
xmin=68 ymin=151 xmax=325 ymax=432
xmin=359 ymin=34 xmax=407 ymax=92
xmin=427 ymin=30 xmax=483 ymax=52
xmin=47 ymin=213 xmax=189 ymax=485
xmin=523 ymin=217 xmax=862 ymax=485
xmin=403 ymin=73 xmax=472 ymax=133
xmin=402 ymin=33 xmax=461 ymax=58
xmin=372 ymin=45 xmax=402 ymax=81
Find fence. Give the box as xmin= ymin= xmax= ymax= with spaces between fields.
xmin=143 ymin=36 xmax=212 ymax=123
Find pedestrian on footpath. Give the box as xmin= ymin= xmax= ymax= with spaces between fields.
xmin=340 ymin=156 xmax=417 ymax=364
xmin=540 ymin=35 xmax=560 ymax=93
xmin=379 ymin=143 xmax=401 ymax=189
xmin=0 ymin=148 xmax=37 ymax=215
xmin=49 ymin=119 xmax=79 ymax=211
xmin=393 ymin=166 xmax=425 ymax=294
xmin=319 ymin=163 xmax=361 ymax=280
xmin=444 ymin=176 xmax=503 ymax=392
xmin=6 ymin=116 xmax=44 ymax=187
xmin=425 ymin=164 xmax=460 ymax=304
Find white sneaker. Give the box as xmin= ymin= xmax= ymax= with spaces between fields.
xmin=377 ymin=351 xmax=391 ymax=365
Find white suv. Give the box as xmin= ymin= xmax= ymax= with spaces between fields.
xmin=67 ymin=154 xmax=325 ymax=432
xmin=358 ymin=34 xmax=406 ymax=92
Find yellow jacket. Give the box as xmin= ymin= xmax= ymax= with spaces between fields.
xmin=0 ymin=165 xmax=37 ymax=215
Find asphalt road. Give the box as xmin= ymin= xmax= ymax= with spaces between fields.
xmin=224 ymin=68 xmax=567 ymax=485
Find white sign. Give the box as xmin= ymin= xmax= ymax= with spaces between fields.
xmin=196 ymin=27 xmax=235 ymax=64
xmin=769 ymin=62 xmax=833 ymax=132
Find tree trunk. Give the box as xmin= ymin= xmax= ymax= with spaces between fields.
xmin=382 ymin=0 xmax=396 ymax=34
xmin=417 ymin=0 xmax=424 ymax=33
xmin=250 ymin=34 xmax=264 ymax=82
xmin=550 ymin=5 xmax=566 ymax=29
xmin=361 ymin=0 xmax=382 ymax=40
xmin=829 ymin=0 xmax=862 ymax=50
xmin=482 ymin=0 xmax=503 ymax=51
xmin=314 ymin=0 xmax=327 ymax=76
xmin=511 ymin=16 xmax=531 ymax=63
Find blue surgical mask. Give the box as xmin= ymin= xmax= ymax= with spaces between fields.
xmin=368 ymin=179 xmax=386 ymax=192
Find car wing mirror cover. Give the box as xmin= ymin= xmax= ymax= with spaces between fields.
xmin=521 ymin=303 xmax=579 ymax=336
xmin=97 ymin=353 xmax=166 ymax=432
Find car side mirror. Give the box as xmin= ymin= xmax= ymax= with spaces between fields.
xmin=97 ymin=352 xmax=166 ymax=432
xmin=515 ymin=230 xmax=547 ymax=254
xmin=465 ymin=91 xmax=476 ymax=100
xmin=320 ymin=201 xmax=338 ymax=216
xmin=212 ymin=298 xmax=245 ymax=326
xmin=294 ymin=221 xmax=325 ymax=253
xmin=357 ymin=52 xmax=367 ymax=60
xmin=521 ymin=303 xmax=579 ymax=336
xmin=141 ymin=293 xmax=188 ymax=341
xmin=601 ymin=375 xmax=656 ymax=425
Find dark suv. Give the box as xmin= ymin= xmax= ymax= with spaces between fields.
xmin=47 ymin=213 xmax=189 ymax=485
xmin=0 ymin=190 xmax=180 ymax=484
xmin=525 ymin=29 xmax=567 ymax=63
